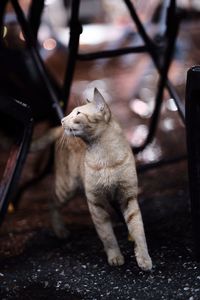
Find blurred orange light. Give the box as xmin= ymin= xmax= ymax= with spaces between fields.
xmin=43 ymin=38 xmax=57 ymax=50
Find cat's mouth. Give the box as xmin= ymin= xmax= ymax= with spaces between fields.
xmin=64 ymin=128 xmax=81 ymax=136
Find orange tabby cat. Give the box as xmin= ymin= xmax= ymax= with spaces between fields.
xmin=49 ymin=88 xmax=152 ymax=271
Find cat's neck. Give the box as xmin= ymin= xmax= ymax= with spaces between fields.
xmin=85 ymin=117 xmax=129 ymax=165
xmin=87 ymin=117 xmax=120 ymax=146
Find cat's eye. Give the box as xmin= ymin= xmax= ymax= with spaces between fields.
xmin=76 ymin=111 xmax=80 ymax=115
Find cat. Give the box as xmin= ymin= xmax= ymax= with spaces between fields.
xmin=32 ymin=88 xmax=152 ymax=271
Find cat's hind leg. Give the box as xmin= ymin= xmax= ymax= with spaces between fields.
xmin=51 ymin=178 xmax=76 ymax=239
xmin=50 ymin=195 xmax=72 ymax=239
xmin=121 ymin=194 xmax=152 ymax=271
xmin=50 ymin=198 xmax=70 ymax=239
xmin=86 ymin=192 xmax=124 ymax=266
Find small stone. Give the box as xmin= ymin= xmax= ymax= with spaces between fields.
xmin=56 ymin=281 xmax=62 ymax=288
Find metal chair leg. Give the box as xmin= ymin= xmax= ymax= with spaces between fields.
xmin=0 ymin=96 xmax=33 ymax=225
xmin=185 ymin=66 xmax=200 ymax=259
xmin=63 ymin=0 xmax=82 ymax=112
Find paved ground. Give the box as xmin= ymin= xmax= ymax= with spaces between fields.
xmin=1 ymin=215 xmax=199 ymax=300
xmin=1 ymin=161 xmax=200 ymax=300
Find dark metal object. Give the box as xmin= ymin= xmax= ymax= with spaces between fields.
xmin=0 ymin=96 xmax=33 ymax=225
xmin=0 ymin=0 xmax=65 ymax=222
xmin=123 ymin=0 xmax=185 ymax=124
xmin=0 ymin=0 xmax=187 ymax=226
xmin=77 ymin=45 xmax=148 ymax=60
xmin=185 ymin=66 xmax=200 ymax=259
xmin=133 ymin=0 xmax=180 ymax=153
xmin=63 ymin=0 xmax=82 ymax=112
xmin=137 ymin=154 xmax=187 ymax=173
xmin=28 ymin=0 xmax=45 ymax=46
xmin=11 ymin=0 xmax=64 ymax=122
xmin=13 ymin=146 xmax=54 ymax=208
xmin=62 ymin=0 xmax=185 ymax=153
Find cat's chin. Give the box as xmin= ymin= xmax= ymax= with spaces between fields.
xmin=64 ymin=129 xmax=82 ymax=137
xmin=63 ymin=129 xmax=71 ymax=136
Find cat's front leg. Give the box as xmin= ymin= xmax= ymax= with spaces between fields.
xmin=121 ymin=195 xmax=152 ymax=271
xmin=86 ymin=192 xmax=124 ymax=266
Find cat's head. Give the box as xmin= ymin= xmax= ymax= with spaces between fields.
xmin=61 ymin=88 xmax=111 ymax=142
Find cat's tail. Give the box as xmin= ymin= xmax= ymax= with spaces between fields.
xmin=30 ymin=126 xmax=62 ymax=153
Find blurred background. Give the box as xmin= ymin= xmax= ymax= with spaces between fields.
xmin=2 ymin=1 xmax=200 ymax=299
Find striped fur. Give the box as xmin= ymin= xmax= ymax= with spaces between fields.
xmin=53 ymin=88 xmax=152 ymax=271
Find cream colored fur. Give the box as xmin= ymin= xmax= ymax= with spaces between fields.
xmin=53 ymin=88 xmax=152 ymax=271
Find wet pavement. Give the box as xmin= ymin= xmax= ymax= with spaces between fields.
xmin=1 ymin=210 xmax=200 ymax=300
xmin=1 ymin=159 xmax=199 ymax=300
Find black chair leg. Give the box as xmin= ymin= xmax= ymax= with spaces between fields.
xmin=0 ymin=96 xmax=33 ymax=225
xmin=63 ymin=0 xmax=82 ymax=111
xmin=185 ymin=66 xmax=200 ymax=259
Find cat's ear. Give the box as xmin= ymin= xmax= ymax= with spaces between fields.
xmin=93 ymin=88 xmax=111 ymax=122
xmin=93 ymin=88 xmax=105 ymax=112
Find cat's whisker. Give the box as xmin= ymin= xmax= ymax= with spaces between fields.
xmin=71 ymin=129 xmax=79 ymax=146
xmin=65 ymin=134 xmax=71 ymax=147
xmin=61 ymin=136 xmax=66 ymax=151
xmin=62 ymin=132 xmax=72 ymax=149
xmin=58 ymin=132 xmax=65 ymax=147
xmin=57 ymin=131 xmax=66 ymax=152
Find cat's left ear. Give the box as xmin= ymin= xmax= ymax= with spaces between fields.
xmin=93 ymin=88 xmax=105 ymax=112
xmin=93 ymin=88 xmax=111 ymax=122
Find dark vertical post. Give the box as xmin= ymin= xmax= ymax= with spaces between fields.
xmin=11 ymin=0 xmax=64 ymax=122
xmin=28 ymin=0 xmax=45 ymax=46
xmin=0 ymin=97 xmax=33 ymax=225
xmin=186 ymin=66 xmax=200 ymax=259
xmin=132 ymin=0 xmax=179 ymax=153
xmin=63 ymin=0 xmax=82 ymax=112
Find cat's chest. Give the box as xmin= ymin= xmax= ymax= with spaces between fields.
xmin=84 ymin=148 xmax=130 ymax=188
xmin=84 ymin=161 xmax=120 ymax=189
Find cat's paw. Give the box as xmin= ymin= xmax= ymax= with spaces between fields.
xmin=108 ymin=254 xmax=125 ymax=266
xmin=136 ymin=254 xmax=152 ymax=271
